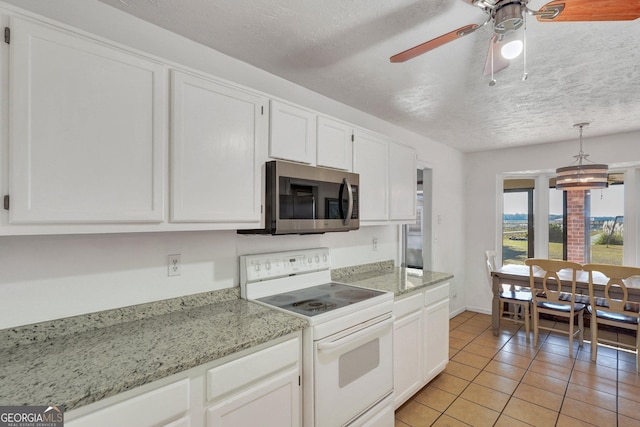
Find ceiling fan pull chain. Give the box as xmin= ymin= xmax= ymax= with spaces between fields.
xmin=522 ymin=12 xmax=528 ymax=81
xmin=490 ymin=38 xmax=496 ymax=86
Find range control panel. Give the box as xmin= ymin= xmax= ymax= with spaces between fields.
xmin=240 ymin=247 xmax=331 ymax=284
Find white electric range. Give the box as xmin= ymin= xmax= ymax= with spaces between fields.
xmin=240 ymin=247 xmax=394 ymax=427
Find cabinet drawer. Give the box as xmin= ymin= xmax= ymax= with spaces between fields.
xmin=66 ymin=379 xmax=189 ymax=427
xmin=424 ymin=282 xmax=450 ymax=306
xmin=394 ymin=292 xmax=423 ymax=318
xmin=207 ymin=337 xmax=299 ymax=402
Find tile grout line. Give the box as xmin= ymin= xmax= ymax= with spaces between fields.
xmin=400 ymin=313 xmax=636 ymax=427
xmin=488 ymin=320 xmax=541 ymax=427
xmin=427 ymin=314 xmax=497 ymax=426
xmin=452 ymin=315 xmax=584 ymax=427
xmin=448 ymin=313 xmax=528 ymax=426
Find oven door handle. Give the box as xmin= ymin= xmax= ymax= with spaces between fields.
xmin=317 ymin=315 xmax=393 ymax=352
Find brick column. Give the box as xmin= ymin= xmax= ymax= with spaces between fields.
xmin=566 ymin=190 xmax=586 ymax=263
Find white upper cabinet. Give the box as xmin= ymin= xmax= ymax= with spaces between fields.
xmin=389 ymin=142 xmax=417 ymax=222
xmin=269 ymin=100 xmax=316 ymax=164
xmin=8 ymin=17 xmax=166 ymax=224
xmin=316 ymin=116 xmax=352 ymax=171
xmin=170 ymin=69 xmax=267 ymax=225
xmin=353 ymin=130 xmax=389 ymax=222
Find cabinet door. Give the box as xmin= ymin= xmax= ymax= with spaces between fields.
xmin=393 ymin=309 xmax=423 ymax=408
xmin=8 ymin=17 xmax=165 ymax=224
xmin=424 ymin=298 xmax=450 ymax=383
xmin=170 ymin=70 xmax=267 ymax=224
xmin=269 ymin=100 xmax=315 ymax=164
xmin=389 ymin=142 xmax=417 ymax=221
xmin=206 ymin=368 xmax=300 ymax=427
xmin=317 ymin=116 xmax=352 ymax=171
xmin=65 ymin=379 xmax=190 ymax=427
xmin=163 ymin=417 xmax=190 ymax=427
xmin=353 ymin=130 xmax=388 ymax=222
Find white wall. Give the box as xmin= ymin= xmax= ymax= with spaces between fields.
xmin=464 ymin=130 xmax=640 ymax=314
xmin=0 ymin=0 xmax=466 ymax=328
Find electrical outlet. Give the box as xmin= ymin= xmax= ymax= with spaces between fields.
xmin=168 ymin=254 xmax=181 ymax=276
xmin=372 ymin=237 xmax=378 ymax=251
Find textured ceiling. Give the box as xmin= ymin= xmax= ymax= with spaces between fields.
xmin=98 ymin=0 xmax=640 ymax=152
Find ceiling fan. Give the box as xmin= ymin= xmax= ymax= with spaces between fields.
xmin=390 ymin=0 xmax=640 ymax=77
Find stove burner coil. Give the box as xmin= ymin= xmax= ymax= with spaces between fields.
xmin=292 ymin=299 xmax=337 ymax=312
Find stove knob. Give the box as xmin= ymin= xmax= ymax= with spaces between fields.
xmin=254 ymin=263 xmax=261 ymax=272
xmin=265 ymin=261 xmax=271 ymax=270
xmin=323 ymin=254 xmax=328 ymax=262
xmin=307 ymin=257 xmax=312 ymax=264
xmin=315 ymin=255 xmax=320 ymax=263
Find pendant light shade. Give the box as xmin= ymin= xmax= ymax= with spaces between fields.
xmin=555 ymin=123 xmax=608 ymax=191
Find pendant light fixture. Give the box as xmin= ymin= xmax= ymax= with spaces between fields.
xmin=555 ymin=123 xmax=608 ymax=191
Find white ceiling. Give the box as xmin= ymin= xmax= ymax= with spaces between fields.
xmin=97 ymin=0 xmax=640 ymax=153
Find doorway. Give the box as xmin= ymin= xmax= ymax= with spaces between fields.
xmin=402 ymin=167 xmax=432 ymax=271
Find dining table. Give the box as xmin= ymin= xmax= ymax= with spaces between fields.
xmin=490 ymin=263 xmax=640 ymax=335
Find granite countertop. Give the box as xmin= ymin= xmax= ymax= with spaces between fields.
xmin=0 ymin=289 xmax=308 ymax=411
xmin=0 ymin=260 xmax=450 ymax=413
xmin=332 ymin=260 xmax=453 ymax=297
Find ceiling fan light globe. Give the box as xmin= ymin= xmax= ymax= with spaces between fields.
xmin=501 ymin=40 xmax=523 ymax=59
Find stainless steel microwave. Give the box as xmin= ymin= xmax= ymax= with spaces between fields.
xmin=240 ymin=160 xmax=359 ymax=235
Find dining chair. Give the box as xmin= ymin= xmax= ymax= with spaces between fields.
xmin=486 ymin=250 xmax=531 ymax=336
xmin=524 ymin=259 xmax=586 ymax=356
xmin=583 ymin=263 xmax=640 ymax=372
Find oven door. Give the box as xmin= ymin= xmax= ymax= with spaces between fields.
xmin=314 ymin=314 xmax=393 ymax=427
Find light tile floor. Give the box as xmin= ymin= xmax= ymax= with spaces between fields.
xmin=395 ymin=311 xmax=640 ymax=427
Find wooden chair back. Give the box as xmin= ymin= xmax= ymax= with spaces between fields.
xmin=582 ymin=263 xmax=640 ymax=314
xmin=485 ymin=250 xmax=497 ymax=287
xmin=524 ymin=259 xmax=583 ymax=304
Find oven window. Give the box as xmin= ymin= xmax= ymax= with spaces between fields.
xmin=338 ymin=339 xmax=380 ymax=388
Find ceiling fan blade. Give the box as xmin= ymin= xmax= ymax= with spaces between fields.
xmin=537 ymin=0 xmax=640 ymax=22
xmin=483 ymin=35 xmax=510 ymax=76
xmin=390 ymin=24 xmax=479 ymax=63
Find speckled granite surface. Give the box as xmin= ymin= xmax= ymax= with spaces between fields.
xmin=0 ymin=290 xmax=307 ymax=411
xmin=1 ymin=262 xmax=451 ymax=412
xmin=0 ymin=288 xmax=241 ymax=349
xmin=332 ymin=261 xmax=453 ymax=297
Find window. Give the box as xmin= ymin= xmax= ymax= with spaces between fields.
xmin=590 ymin=180 xmax=624 ymax=264
xmin=503 ymin=179 xmax=534 ymax=265
xmin=548 ymin=179 xmax=566 ymax=260
xmin=548 ymin=175 xmax=624 ymax=264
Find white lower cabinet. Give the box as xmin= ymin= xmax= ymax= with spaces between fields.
xmin=65 ymin=334 xmax=301 ymax=427
xmin=206 ymin=368 xmax=299 ymax=427
xmin=205 ymin=337 xmax=300 ymax=427
xmin=393 ymin=293 xmax=424 ymax=408
xmin=65 ymin=379 xmax=190 ymax=427
xmin=393 ymin=283 xmax=450 ymax=409
xmin=424 ymin=284 xmax=450 ymax=383
xmin=163 ymin=416 xmax=191 ymax=427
